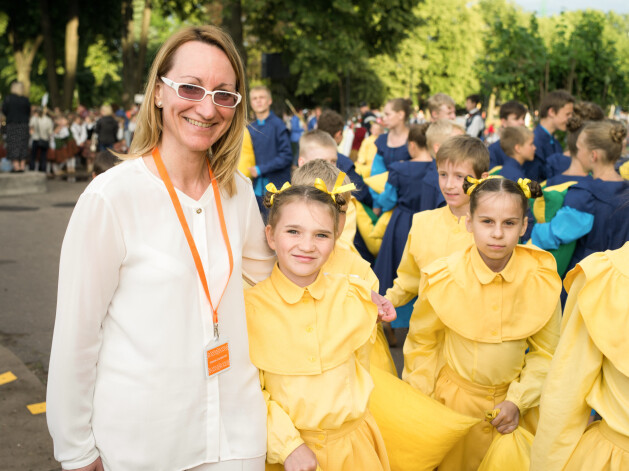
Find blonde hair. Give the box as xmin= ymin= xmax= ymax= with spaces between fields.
xmin=250 ymin=85 xmax=271 ymax=98
xmin=299 ymin=130 xmax=337 ymax=159
xmin=436 ymin=135 xmax=489 ymax=178
xmin=127 ymin=25 xmax=247 ymax=196
xmin=427 ymin=93 xmax=455 ymax=114
xmin=499 ymin=125 xmax=533 ymax=157
xmin=100 ymin=104 xmax=113 ymax=116
xmin=426 ymin=120 xmax=465 ymax=156
xmin=292 ymin=159 xmax=352 ymax=206
xmin=581 ymin=120 xmax=628 ymax=164
xmin=10 ymin=81 xmax=25 ymax=96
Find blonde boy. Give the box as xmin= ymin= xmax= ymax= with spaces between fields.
xmin=297 ymin=130 xmax=338 ymax=167
xmin=426 ymin=120 xmax=465 ymax=158
xmin=427 ymin=93 xmax=456 ymax=121
xmin=385 ymin=135 xmax=489 ymax=308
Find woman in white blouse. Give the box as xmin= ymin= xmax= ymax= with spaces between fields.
xmin=47 ymin=26 xmax=275 ymax=471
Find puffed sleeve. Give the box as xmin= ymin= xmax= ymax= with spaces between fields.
xmin=505 ymin=301 xmax=561 ymax=413
xmin=259 ymin=370 xmax=305 ymax=465
xmin=240 ymin=179 xmax=275 ymax=285
xmin=386 ymin=233 xmax=420 ymax=307
xmin=402 ymin=296 xmax=445 ymax=396
xmin=530 ymin=275 xmax=603 ymax=471
xmin=237 ymin=127 xmax=256 ymax=178
xmin=46 ymin=192 xmax=126 ymax=469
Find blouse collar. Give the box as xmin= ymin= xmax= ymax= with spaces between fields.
xmin=470 ymin=245 xmax=517 ymax=284
xmin=270 ymin=263 xmax=326 ymax=304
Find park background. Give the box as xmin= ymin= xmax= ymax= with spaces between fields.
xmin=1 ymin=0 xmax=629 ymax=121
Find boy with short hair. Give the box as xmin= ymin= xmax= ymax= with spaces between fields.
xmin=385 ymin=135 xmax=489 ymax=309
xmin=498 ymin=125 xmax=536 ymax=181
xmin=247 ymin=85 xmax=293 ymax=213
xmin=488 ymin=100 xmax=527 ymax=169
xmin=427 ymin=93 xmax=456 ymax=121
xmin=425 ymin=120 xmax=465 ymax=158
xmin=297 ymin=130 xmax=338 ymax=167
xmin=530 ymin=89 xmax=574 ymax=181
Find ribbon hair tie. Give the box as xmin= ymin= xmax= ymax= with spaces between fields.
xmin=517 ymin=178 xmax=532 ymax=198
xmin=266 ymin=181 xmax=291 ymax=206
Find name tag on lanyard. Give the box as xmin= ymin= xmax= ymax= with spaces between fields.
xmin=205 ymin=337 xmax=231 ymax=378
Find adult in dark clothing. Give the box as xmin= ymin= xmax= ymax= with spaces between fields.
xmin=95 ymin=105 xmax=120 ymax=151
xmin=1 ymin=81 xmax=31 ymax=172
xmin=360 ymin=101 xmax=376 ymax=134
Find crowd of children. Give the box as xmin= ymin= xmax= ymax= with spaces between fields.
xmin=237 ymin=86 xmax=629 ymax=471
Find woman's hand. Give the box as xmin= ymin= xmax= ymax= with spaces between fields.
xmin=491 ymin=401 xmax=520 ymax=434
xmin=284 ymin=444 xmax=318 ymax=471
xmin=371 ymin=291 xmax=397 ymax=322
xmin=63 ymin=457 xmax=104 ymax=471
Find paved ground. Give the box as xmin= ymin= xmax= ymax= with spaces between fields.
xmin=0 ymin=176 xmax=409 ymax=470
xmin=1 ymin=177 xmax=87 ymax=471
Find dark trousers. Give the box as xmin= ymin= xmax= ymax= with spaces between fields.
xmin=30 ymin=140 xmax=49 ymax=172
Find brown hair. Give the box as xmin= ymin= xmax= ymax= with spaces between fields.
xmin=427 ymin=93 xmax=455 ymax=114
xmin=462 ymin=177 xmax=543 ymax=217
xmin=126 ymin=25 xmax=247 ymax=196
xmin=564 ymin=102 xmax=606 ymax=155
xmin=499 ymin=100 xmax=527 ymax=120
xmin=499 ymin=126 xmax=533 ymax=157
xmin=263 ymin=184 xmax=346 ymax=237
xmin=580 ymin=120 xmax=628 ymax=164
xmin=317 ymin=110 xmax=344 ymax=138
xmin=408 ymin=123 xmax=430 ymax=149
xmin=436 ymin=135 xmax=490 ymax=178
xmin=387 ymin=98 xmax=413 ymax=121
xmin=539 ymin=90 xmax=575 ymax=119
xmin=93 ymin=151 xmax=120 ymax=176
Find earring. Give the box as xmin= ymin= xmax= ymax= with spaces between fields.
xmin=157 ymin=102 xmax=162 ymax=108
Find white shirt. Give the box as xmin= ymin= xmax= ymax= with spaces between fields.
xmin=47 ymin=158 xmax=275 ymax=471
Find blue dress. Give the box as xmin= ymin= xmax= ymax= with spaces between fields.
xmin=374 ymin=161 xmax=444 ymax=297
xmin=545 ymin=152 xmax=571 ymax=180
xmin=371 ymin=133 xmax=411 ymax=174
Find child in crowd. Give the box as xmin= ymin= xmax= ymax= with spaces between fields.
xmin=498 ymin=126 xmax=536 ymax=181
xmin=544 ymin=102 xmax=605 ymax=182
xmin=531 ymin=242 xmax=629 ymax=470
xmin=488 ymin=100 xmax=527 ymax=169
xmin=292 ymin=159 xmax=397 ymax=374
xmin=530 ymin=90 xmax=575 ymax=181
xmin=404 ymin=177 xmax=561 ymax=471
xmin=356 ymin=118 xmax=384 ymax=177
xmin=385 ymin=135 xmax=489 ymax=325
xmin=427 ymin=93 xmax=456 ymax=121
xmin=245 ymin=183 xmax=393 ymax=471
xmin=530 ymin=120 xmax=628 ymax=273
xmin=297 ymin=130 xmax=338 ymax=167
xmin=370 ymin=98 xmax=412 ymax=176
xmin=426 ymin=119 xmax=465 ymax=158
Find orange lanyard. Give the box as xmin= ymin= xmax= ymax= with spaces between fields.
xmin=152 ymin=147 xmax=233 ymax=338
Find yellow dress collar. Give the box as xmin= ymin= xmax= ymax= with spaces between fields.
xmin=470 ymin=246 xmax=517 ymax=284
xmin=270 ymin=263 xmax=326 ymax=304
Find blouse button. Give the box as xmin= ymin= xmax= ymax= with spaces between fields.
xmin=485 ymin=395 xmax=493 ymax=401
xmin=306 ymin=326 xmax=314 ymax=333
xmin=483 ymin=426 xmax=492 ymax=433
xmin=490 ymin=330 xmax=498 ymax=336
xmin=491 ymin=304 xmax=499 ymax=311
xmin=196 ymin=208 xmax=202 ymax=214
xmin=308 ymin=356 xmax=316 ymax=362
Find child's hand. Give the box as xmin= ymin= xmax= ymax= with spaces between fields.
xmin=284 ymin=444 xmax=318 ymax=471
xmin=490 ymin=401 xmax=520 ymax=434
xmin=371 ymin=291 xmax=397 ymax=322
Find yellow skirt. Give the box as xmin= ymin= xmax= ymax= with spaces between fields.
xmin=434 ymin=365 xmax=537 ymax=471
xmin=564 ymin=420 xmax=629 ymax=470
xmin=266 ymin=410 xmax=390 ymax=471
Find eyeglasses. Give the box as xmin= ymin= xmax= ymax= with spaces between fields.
xmin=160 ymin=77 xmax=242 ymax=108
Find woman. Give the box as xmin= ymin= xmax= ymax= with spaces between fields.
xmin=1 ymin=81 xmax=31 ymax=172
xmin=370 ymin=98 xmax=411 ymax=177
xmin=47 ymin=26 xmax=275 ymax=471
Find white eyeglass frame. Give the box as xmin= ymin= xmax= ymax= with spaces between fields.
xmin=160 ymin=77 xmax=242 ymax=108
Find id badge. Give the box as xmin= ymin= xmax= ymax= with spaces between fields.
xmin=204 ymin=337 xmax=231 ymax=378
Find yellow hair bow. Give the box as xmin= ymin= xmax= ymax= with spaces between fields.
xmin=465 ymin=175 xmax=502 ymax=195
xmin=313 ymin=172 xmax=356 ymax=203
xmin=265 ymin=181 xmax=291 ymax=205
xmin=517 ymin=178 xmax=532 ymax=198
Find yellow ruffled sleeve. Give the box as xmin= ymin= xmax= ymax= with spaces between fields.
xmin=505 ymin=300 xmax=561 ymax=414
xmin=402 ymin=268 xmax=447 ymax=395
xmin=386 ymin=232 xmax=420 ymax=307
xmin=259 ymin=370 xmax=305 ymax=465
xmin=530 ymin=272 xmax=603 ymax=471
xmin=237 ymin=127 xmax=255 ymax=177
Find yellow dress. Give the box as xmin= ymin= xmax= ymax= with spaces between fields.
xmin=404 ymin=245 xmax=562 ymax=471
xmin=531 ymin=242 xmax=629 ymax=471
xmin=245 ymin=265 xmax=390 ymax=471
xmin=356 ymin=135 xmax=378 ymax=177
xmin=386 ymin=205 xmax=472 ymax=308
xmin=338 ymin=198 xmax=358 ymax=254
xmin=237 ymin=127 xmax=255 ymax=178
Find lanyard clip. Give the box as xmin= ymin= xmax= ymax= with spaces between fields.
xmin=213 ymin=323 xmax=219 ymax=339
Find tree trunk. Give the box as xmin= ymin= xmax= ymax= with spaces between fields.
xmin=9 ymin=32 xmax=43 ymax=98
xmin=565 ymin=57 xmax=576 ymax=95
xmin=121 ymin=0 xmax=135 ymax=108
xmin=136 ymin=0 xmax=152 ymax=96
xmin=221 ymin=0 xmax=246 ymax=65
xmin=40 ymin=0 xmax=61 ymax=108
xmin=487 ymin=91 xmax=496 ymax=124
xmin=63 ymin=0 xmax=80 ymax=111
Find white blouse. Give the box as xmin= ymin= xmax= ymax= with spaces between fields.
xmin=47 ymin=158 xmax=275 ymax=471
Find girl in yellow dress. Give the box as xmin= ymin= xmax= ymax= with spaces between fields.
xmin=245 ymin=182 xmax=394 ymax=471
xmin=531 ymin=241 xmax=629 ymax=470
xmin=404 ymin=176 xmax=563 ymax=471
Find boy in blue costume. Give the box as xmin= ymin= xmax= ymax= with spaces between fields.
xmin=488 ymin=100 xmax=527 ymax=169
xmin=498 ymin=126 xmax=536 ymax=182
